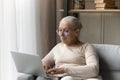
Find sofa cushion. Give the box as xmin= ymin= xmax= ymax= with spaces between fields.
xmin=17 ymin=74 xmax=34 ymax=80
xmin=93 ymin=44 xmax=120 ymax=71
xmin=100 ymin=71 xmax=120 ymax=80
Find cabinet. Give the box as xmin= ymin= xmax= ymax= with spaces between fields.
xmin=63 ymin=0 xmax=120 ymax=45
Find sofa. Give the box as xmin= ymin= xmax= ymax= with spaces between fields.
xmin=17 ymin=44 xmax=120 ymax=80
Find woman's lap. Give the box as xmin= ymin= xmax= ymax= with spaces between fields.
xmin=36 ymin=76 xmax=73 ymax=80
xmin=36 ymin=77 xmax=51 ymax=80
xmin=36 ymin=76 xmax=102 ymax=80
xmin=60 ymin=76 xmax=74 ymax=80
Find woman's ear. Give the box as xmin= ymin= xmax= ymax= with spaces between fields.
xmin=75 ymin=29 xmax=80 ymax=36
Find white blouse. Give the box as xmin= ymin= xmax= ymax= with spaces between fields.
xmin=42 ymin=43 xmax=99 ymax=79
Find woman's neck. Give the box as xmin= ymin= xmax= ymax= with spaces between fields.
xmin=65 ymin=40 xmax=83 ymax=47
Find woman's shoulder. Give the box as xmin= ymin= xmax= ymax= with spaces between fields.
xmin=80 ymin=42 xmax=94 ymax=49
xmin=55 ymin=42 xmax=64 ymax=47
xmin=52 ymin=42 xmax=64 ymax=49
xmin=80 ymin=42 xmax=90 ymax=46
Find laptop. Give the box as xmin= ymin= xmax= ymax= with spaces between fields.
xmin=11 ymin=51 xmax=50 ymax=78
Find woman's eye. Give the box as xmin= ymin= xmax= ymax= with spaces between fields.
xmin=64 ymin=30 xmax=69 ymax=33
xmin=60 ymin=30 xmax=63 ymax=32
xmin=58 ymin=29 xmax=62 ymax=32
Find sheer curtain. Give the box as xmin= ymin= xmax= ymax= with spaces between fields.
xmin=0 ymin=0 xmax=57 ymax=80
xmin=0 ymin=0 xmax=18 ymax=80
xmin=0 ymin=0 xmax=41 ymax=80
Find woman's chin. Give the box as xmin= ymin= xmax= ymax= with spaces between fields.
xmin=61 ymin=40 xmax=67 ymax=43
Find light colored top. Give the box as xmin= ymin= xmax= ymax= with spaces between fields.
xmin=42 ymin=43 xmax=99 ymax=79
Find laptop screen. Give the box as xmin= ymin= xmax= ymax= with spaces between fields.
xmin=11 ymin=51 xmax=47 ymax=77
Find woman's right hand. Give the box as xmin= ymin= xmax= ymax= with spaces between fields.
xmin=43 ymin=62 xmax=51 ymax=72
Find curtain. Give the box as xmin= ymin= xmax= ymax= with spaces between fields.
xmin=0 ymin=0 xmax=40 ymax=80
xmin=56 ymin=0 xmax=64 ymax=42
xmin=39 ymin=0 xmax=56 ymax=57
xmin=39 ymin=0 xmax=65 ymax=57
xmin=0 ymin=0 xmax=18 ymax=80
xmin=16 ymin=0 xmax=38 ymax=54
xmin=0 ymin=0 xmax=57 ymax=80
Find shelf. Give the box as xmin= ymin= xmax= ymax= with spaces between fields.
xmin=69 ymin=9 xmax=120 ymax=13
xmin=60 ymin=9 xmax=120 ymax=13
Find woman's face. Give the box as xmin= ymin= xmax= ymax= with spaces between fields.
xmin=57 ymin=21 xmax=79 ymax=45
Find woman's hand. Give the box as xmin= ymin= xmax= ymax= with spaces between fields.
xmin=47 ymin=67 xmax=65 ymax=74
xmin=42 ymin=62 xmax=51 ymax=72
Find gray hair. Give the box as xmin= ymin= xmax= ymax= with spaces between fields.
xmin=60 ymin=16 xmax=82 ymax=29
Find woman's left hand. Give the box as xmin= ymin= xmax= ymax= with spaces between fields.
xmin=47 ymin=67 xmax=65 ymax=74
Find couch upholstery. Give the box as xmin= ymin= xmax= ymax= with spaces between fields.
xmin=93 ymin=44 xmax=120 ymax=80
xmin=17 ymin=44 xmax=120 ymax=80
xmin=17 ymin=74 xmax=34 ymax=80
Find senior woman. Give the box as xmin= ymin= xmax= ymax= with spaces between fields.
xmin=37 ymin=16 xmax=102 ymax=80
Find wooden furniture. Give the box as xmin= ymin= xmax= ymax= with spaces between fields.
xmin=63 ymin=0 xmax=120 ymax=15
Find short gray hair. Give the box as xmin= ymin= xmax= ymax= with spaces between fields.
xmin=60 ymin=16 xmax=82 ymax=29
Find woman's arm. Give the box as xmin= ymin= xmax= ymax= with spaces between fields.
xmin=42 ymin=50 xmax=55 ymax=71
xmin=63 ymin=44 xmax=99 ymax=78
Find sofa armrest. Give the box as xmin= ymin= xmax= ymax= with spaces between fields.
xmin=17 ymin=74 xmax=34 ymax=80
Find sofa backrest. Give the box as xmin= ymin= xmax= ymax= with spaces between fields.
xmin=93 ymin=44 xmax=120 ymax=80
